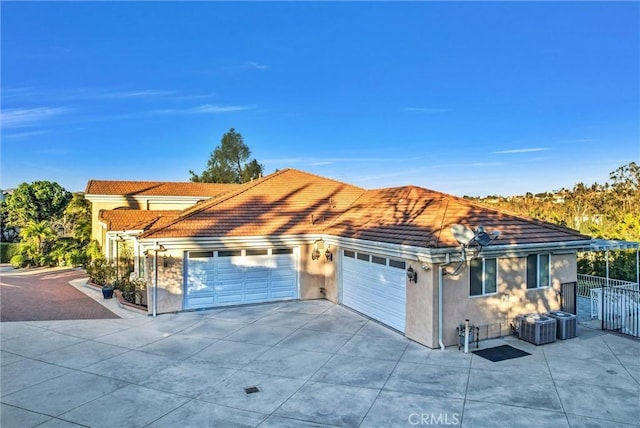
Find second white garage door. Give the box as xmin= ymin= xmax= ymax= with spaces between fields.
xmin=185 ymin=248 xmax=298 ymax=310
xmin=341 ymin=250 xmax=407 ymax=332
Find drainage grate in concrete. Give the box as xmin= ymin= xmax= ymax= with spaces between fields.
xmin=244 ymin=386 xmax=261 ymax=394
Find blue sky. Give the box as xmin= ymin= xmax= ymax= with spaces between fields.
xmin=2 ymin=2 xmax=638 ymax=196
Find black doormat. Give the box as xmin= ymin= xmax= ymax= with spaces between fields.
xmin=472 ymin=344 xmax=531 ymax=362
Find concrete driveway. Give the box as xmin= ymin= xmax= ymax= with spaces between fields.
xmin=2 ymin=295 xmax=639 ymax=427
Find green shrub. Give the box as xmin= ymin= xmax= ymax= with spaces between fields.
xmin=114 ymin=275 xmax=147 ymax=306
xmin=66 ymin=249 xmax=87 ymax=267
xmin=37 ymin=254 xmax=55 ymax=267
xmin=0 ymin=243 xmax=19 ymax=263
xmin=85 ymin=240 xmax=103 ymax=263
xmin=86 ymin=257 xmax=116 ymax=285
xmin=10 ymin=254 xmax=27 ymax=268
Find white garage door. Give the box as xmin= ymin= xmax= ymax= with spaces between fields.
xmin=342 ymin=250 xmax=407 ymax=332
xmin=185 ymin=248 xmax=298 ymax=310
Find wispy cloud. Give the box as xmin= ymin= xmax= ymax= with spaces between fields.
xmin=33 ymin=148 xmax=68 ymax=156
xmin=190 ymin=104 xmax=253 ymax=114
xmin=429 ymin=162 xmax=504 ymax=169
xmin=95 ymin=89 xmax=176 ymax=99
xmin=1 ymin=86 xmax=42 ymax=100
xmin=263 ymin=156 xmax=415 ymax=165
xmin=493 ymin=148 xmax=550 ymax=154
xmin=1 ymin=107 xmax=69 ymax=128
xmin=357 ymin=168 xmax=425 ymax=182
xmin=151 ymin=104 xmax=254 ymax=115
xmin=77 ymin=104 xmax=254 ymax=122
xmin=403 ymin=107 xmax=452 ymax=113
xmin=558 ymin=138 xmax=594 ymax=144
xmin=246 ymin=61 xmax=269 ymax=70
xmin=223 ymin=61 xmax=270 ymax=72
xmin=1 ymin=130 xmax=51 ymax=140
xmin=2 ymin=85 xmax=215 ymax=103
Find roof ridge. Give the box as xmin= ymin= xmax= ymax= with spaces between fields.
xmin=435 ymin=198 xmax=450 ymax=247
xmin=321 ymin=186 xmax=369 ymax=232
xmin=139 ymin=170 xmax=289 ymax=238
xmin=444 ymin=192 xmax=590 ymax=239
xmin=87 ymin=179 xmax=232 ymax=185
xmin=85 ymin=179 xmax=241 ymax=197
xmin=363 ymin=183 xmax=588 ymax=239
xmin=285 ymin=168 xmax=366 ymax=191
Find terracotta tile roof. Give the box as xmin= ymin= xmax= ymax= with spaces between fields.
xmin=99 ymin=209 xmax=181 ymax=232
xmin=85 ymin=180 xmax=239 ymax=197
xmin=140 ymin=169 xmax=366 ymax=239
xmin=139 ymin=169 xmax=590 ymax=248
xmin=325 ymin=186 xmax=590 ymax=248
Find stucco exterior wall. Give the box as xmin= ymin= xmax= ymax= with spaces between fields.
xmin=438 ymin=253 xmax=577 ymax=347
xmin=299 ymin=243 xmax=336 ymax=301
xmin=145 ymin=250 xmax=184 ymax=314
xmin=405 ymin=265 xmax=438 ymax=348
xmin=87 ymin=197 xmax=201 ymax=253
xmin=89 ymin=199 xmax=132 ymax=248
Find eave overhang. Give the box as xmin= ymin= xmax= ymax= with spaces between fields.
xmin=136 ymin=233 xmax=595 ymax=263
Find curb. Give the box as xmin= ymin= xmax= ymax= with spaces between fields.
xmin=114 ymin=290 xmax=148 ymax=315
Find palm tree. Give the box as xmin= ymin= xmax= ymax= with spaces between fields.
xmin=21 ymin=220 xmax=55 ymax=258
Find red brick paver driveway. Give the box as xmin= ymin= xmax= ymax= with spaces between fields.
xmin=0 ymin=268 xmax=119 ymax=321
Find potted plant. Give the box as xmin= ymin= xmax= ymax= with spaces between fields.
xmin=102 ymin=284 xmax=115 ymax=299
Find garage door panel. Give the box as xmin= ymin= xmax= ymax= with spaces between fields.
xmin=271 ymin=278 xmax=295 ymax=288
xmin=244 ymin=280 xmax=270 ymax=290
xmin=344 ymin=294 xmax=403 ymax=326
xmin=244 ymin=292 xmax=270 ymax=302
xmin=216 ymin=293 xmax=245 ymax=304
xmin=189 ymin=296 xmax=215 ymax=307
xmin=186 ymin=250 xmax=298 ymax=309
xmin=270 ymin=289 xmax=296 ymax=299
xmin=342 ymin=254 xmax=406 ymax=332
xmin=189 ymin=284 xmax=215 ymax=294
xmin=246 ymin=269 xmax=270 ymax=280
xmin=272 ymin=270 xmax=294 ymax=278
xmin=216 ymin=283 xmax=243 ymax=292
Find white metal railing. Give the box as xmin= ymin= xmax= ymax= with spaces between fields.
xmin=577 ymin=274 xmax=637 ymax=297
xmin=598 ymin=288 xmax=640 ymax=337
xmin=580 ymin=274 xmax=640 ymax=318
xmin=590 ymin=285 xmax=638 ymax=318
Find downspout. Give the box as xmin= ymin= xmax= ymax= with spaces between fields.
xmin=438 ymin=266 xmax=445 ymax=351
xmin=153 ymin=243 xmax=158 ymax=318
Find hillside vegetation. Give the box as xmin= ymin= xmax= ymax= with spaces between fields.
xmin=465 ymin=162 xmax=639 ymax=282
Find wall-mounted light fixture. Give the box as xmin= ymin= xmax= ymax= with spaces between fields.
xmin=312 ymin=238 xmax=329 ymax=261
xmin=407 ymin=265 xmax=418 ymax=283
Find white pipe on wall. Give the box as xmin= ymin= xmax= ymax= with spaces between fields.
xmin=153 ymin=243 xmax=158 ymax=318
xmin=464 ymin=319 xmax=470 ymax=354
xmin=438 ymin=266 xmax=445 ymax=351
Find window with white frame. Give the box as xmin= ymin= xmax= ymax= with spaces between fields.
xmin=469 ymin=257 xmax=498 ymax=297
xmin=526 ymin=254 xmax=550 ymax=289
